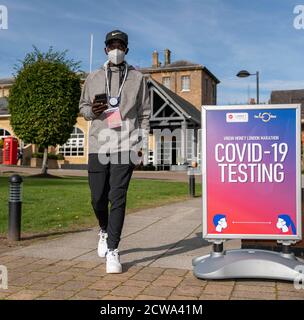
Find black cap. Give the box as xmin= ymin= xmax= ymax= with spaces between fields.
xmin=105 ymin=30 xmax=128 ymax=47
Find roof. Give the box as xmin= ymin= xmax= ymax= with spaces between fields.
xmin=165 ymin=60 xmax=200 ymax=68
xmin=140 ymin=60 xmax=220 ymax=84
xmin=270 ymin=89 xmax=304 ymax=119
xmin=0 ymin=77 xmax=14 ymax=85
xmin=148 ymin=78 xmax=201 ymax=124
xmin=0 ymin=97 xmax=9 ymax=115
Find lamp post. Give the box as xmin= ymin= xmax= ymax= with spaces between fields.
xmin=236 ymin=70 xmax=260 ymax=104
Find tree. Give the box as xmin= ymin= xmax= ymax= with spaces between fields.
xmin=8 ymin=46 xmax=82 ymax=175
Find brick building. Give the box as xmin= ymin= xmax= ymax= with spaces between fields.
xmin=139 ymin=49 xmax=219 ymax=109
xmin=270 ymin=89 xmax=304 ymax=167
xmin=0 ymin=51 xmax=220 ymax=170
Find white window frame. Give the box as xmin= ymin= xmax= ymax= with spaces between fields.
xmin=181 ymin=75 xmax=190 ymax=92
xmin=0 ymin=128 xmax=11 ymax=140
xmin=162 ymin=76 xmax=171 ymax=90
xmin=148 ymin=149 xmax=154 ymax=165
xmin=58 ymin=126 xmax=85 ymax=157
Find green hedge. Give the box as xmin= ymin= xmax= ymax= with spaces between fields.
xmin=135 ymin=164 xmax=156 ymax=171
xmin=32 ymin=152 xmax=64 ymax=160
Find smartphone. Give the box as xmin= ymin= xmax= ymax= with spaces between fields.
xmin=94 ymin=93 xmax=107 ymax=104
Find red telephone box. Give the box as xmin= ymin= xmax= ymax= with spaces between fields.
xmin=3 ymin=137 xmax=18 ymax=165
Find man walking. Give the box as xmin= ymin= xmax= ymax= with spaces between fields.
xmin=79 ymin=30 xmax=150 ymax=273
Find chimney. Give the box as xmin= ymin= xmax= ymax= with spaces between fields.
xmin=164 ymin=49 xmax=171 ymax=66
xmin=152 ymin=50 xmax=159 ymax=68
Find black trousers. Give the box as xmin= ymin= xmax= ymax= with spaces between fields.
xmin=88 ymin=151 xmax=135 ymax=250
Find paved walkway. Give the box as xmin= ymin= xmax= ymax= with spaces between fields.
xmin=0 ymin=164 xmax=191 ymax=181
xmin=1 ymin=198 xmax=304 ymax=300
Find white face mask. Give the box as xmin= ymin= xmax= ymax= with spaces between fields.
xmin=107 ymin=48 xmax=125 ymax=65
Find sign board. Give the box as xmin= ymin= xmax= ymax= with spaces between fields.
xmin=202 ymin=104 xmax=301 ymax=240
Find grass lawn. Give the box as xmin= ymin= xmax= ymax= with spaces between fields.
xmin=0 ymin=175 xmax=201 ymax=234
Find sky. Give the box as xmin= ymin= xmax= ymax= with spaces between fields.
xmin=0 ymin=0 xmax=303 ymax=105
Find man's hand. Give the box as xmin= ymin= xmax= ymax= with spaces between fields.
xmin=92 ymin=98 xmax=108 ymax=116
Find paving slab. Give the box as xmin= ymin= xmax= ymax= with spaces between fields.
xmin=8 ymin=198 xmax=231 ymax=270
xmin=1 ymin=197 xmax=304 ymax=300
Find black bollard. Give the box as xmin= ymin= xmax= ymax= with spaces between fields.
xmin=189 ymin=168 xmax=195 ymax=197
xmin=213 ymin=242 xmax=224 ymax=253
xmin=8 ymin=174 xmax=23 ymax=241
xmin=281 ymin=243 xmax=292 ymax=254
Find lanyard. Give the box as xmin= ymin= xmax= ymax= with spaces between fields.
xmin=104 ymin=60 xmax=128 ymax=107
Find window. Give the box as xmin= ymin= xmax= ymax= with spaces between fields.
xmin=212 ymin=83 xmax=217 ymax=104
xmin=181 ymin=75 xmax=190 ymax=91
xmin=162 ymin=77 xmax=171 ymax=89
xmin=0 ymin=128 xmax=11 ymax=139
xmin=148 ymin=150 xmax=154 ymax=165
xmin=205 ymin=78 xmax=209 ymax=97
xmin=58 ymin=126 xmax=85 ymax=157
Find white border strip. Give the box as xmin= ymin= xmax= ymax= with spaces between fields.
xmin=201 ymin=104 xmax=302 ymax=241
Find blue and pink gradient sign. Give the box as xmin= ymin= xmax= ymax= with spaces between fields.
xmin=202 ymin=105 xmax=302 ymax=240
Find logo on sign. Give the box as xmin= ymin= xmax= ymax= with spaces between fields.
xmin=226 ymin=113 xmax=248 ymax=123
xmin=254 ymin=112 xmax=277 ymax=123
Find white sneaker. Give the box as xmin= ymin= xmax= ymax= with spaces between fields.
xmin=97 ymin=230 xmax=108 ymax=258
xmin=106 ymin=249 xmax=122 ymax=273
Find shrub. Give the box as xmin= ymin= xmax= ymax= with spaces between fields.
xmin=32 ymin=152 xmax=64 ymax=160
xmin=134 ymin=164 xmax=156 ymax=171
